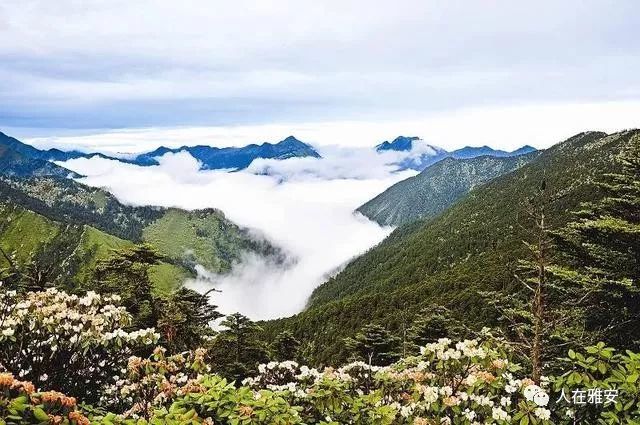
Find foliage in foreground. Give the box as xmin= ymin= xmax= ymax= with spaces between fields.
xmin=2 ymin=297 xmax=640 ymax=424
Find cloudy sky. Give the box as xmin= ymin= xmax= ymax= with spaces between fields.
xmin=1 ymin=0 xmax=639 ymax=150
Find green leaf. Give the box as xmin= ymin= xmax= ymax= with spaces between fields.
xmin=33 ymin=407 xmax=49 ymax=422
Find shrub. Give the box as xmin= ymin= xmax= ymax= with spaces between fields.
xmin=0 ymin=286 xmax=159 ymax=403
xmin=0 ymin=372 xmax=90 ymax=425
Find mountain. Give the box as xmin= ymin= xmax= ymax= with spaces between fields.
xmin=376 ymin=136 xmax=449 ymax=170
xmin=357 ymin=151 xmax=540 ymax=226
xmin=375 ymin=136 xmax=423 ymax=152
xmin=0 ymin=175 xmax=282 ymax=290
xmin=450 ymin=145 xmax=537 ymax=159
xmin=0 ymin=132 xmax=80 ymax=178
xmin=374 ymin=135 xmax=537 ymax=171
xmin=130 ymin=135 xmax=321 ymax=170
xmin=2 ymin=130 xmax=321 ymax=172
xmin=40 ymin=135 xmax=322 ymax=170
xmin=263 ymin=130 xmax=638 ymax=365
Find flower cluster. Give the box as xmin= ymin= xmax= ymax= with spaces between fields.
xmin=100 ymin=346 xmax=210 ymax=418
xmin=0 ymin=286 xmax=159 ymax=402
xmin=0 ymin=372 xmax=90 ymax=425
xmin=241 ymin=337 xmax=553 ymax=424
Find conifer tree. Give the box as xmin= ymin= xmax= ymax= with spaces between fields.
xmin=209 ymin=312 xmax=269 ymax=381
xmin=270 ymin=330 xmax=301 ymax=361
xmin=344 ymin=324 xmax=400 ymax=366
xmin=91 ymin=244 xmax=162 ymax=328
xmin=155 ymin=287 xmax=222 ymax=353
xmin=482 ymin=180 xmax=575 ymax=382
xmin=553 ymin=138 xmax=640 ymax=348
xmin=405 ymin=306 xmax=454 ymax=355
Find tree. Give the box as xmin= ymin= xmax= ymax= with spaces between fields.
xmin=91 ymin=244 xmax=162 ymax=329
xmin=344 ymin=324 xmax=400 ymax=366
xmin=270 ymin=330 xmax=301 ymax=361
xmin=155 ymin=287 xmax=222 ymax=353
xmin=209 ymin=313 xmax=269 ymax=381
xmin=553 ymin=139 xmax=640 ymax=349
xmin=405 ymin=306 xmax=460 ymax=355
xmin=483 ymin=180 xmax=577 ymax=382
xmin=0 ymin=225 xmax=84 ymax=291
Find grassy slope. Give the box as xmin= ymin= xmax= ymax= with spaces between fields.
xmin=0 ymin=202 xmax=190 ymax=290
xmin=1 ymin=176 xmax=278 ymax=289
xmin=0 ymin=203 xmax=61 ymax=266
xmin=262 ymin=130 xmax=638 ymax=365
xmin=142 ymin=208 xmax=278 ymax=274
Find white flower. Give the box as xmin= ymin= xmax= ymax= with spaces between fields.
xmin=533 ymin=391 xmax=549 ymax=407
xmin=492 ymin=407 xmax=509 ymax=421
xmin=534 ymin=407 xmax=551 ymax=420
xmin=420 ymin=385 xmax=439 ymax=403
xmin=463 ymin=409 xmax=476 ymax=421
xmin=524 ymin=384 xmax=542 ymax=401
xmin=1 ymin=328 xmax=14 ymax=337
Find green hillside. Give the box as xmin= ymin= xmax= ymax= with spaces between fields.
xmin=357 ymin=151 xmax=540 ymax=226
xmin=263 ymin=130 xmax=639 ymax=365
xmin=142 ymin=207 xmax=278 ymax=274
xmin=1 ymin=175 xmax=281 ymax=291
xmin=0 ymin=176 xmax=280 ymax=274
xmin=0 ymin=176 xmax=163 ymax=241
xmin=0 ymin=200 xmax=187 ymax=290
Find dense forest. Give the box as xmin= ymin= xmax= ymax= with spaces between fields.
xmin=263 ymin=130 xmax=640 ymax=365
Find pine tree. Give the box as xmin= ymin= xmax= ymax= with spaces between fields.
xmin=155 ymin=287 xmax=222 ymax=353
xmin=209 ymin=312 xmax=269 ymax=381
xmin=482 ymin=180 xmax=577 ymax=382
xmin=344 ymin=324 xmax=400 ymax=366
xmin=270 ymin=330 xmax=301 ymax=361
xmin=553 ymin=138 xmax=640 ymax=348
xmin=402 ymin=306 xmax=457 ymax=356
xmin=91 ymin=244 xmax=162 ymax=328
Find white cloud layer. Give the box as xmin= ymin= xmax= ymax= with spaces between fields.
xmin=59 ymin=151 xmax=416 ymax=319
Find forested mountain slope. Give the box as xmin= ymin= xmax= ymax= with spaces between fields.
xmin=0 ymin=176 xmax=281 ymax=289
xmin=263 ymin=130 xmax=638 ymax=365
xmin=0 ymin=139 xmax=80 ymax=179
xmin=358 ymin=151 xmax=540 ymax=226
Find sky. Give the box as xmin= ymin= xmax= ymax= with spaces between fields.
xmin=1 ymin=1 xmax=639 ymax=150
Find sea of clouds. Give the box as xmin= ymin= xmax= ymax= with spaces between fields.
xmin=58 ymin=145 xmax=419 ymax=320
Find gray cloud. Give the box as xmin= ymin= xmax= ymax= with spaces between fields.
xmin=1 ymin=0 xmax=639 ymax=130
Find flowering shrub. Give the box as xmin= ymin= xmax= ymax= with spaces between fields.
xmin=2 ymin=284 xmax=638 ymax=424
xmin=100 ymin=346 xmax=210 ymax=418
xmin=0 ymin=372 xmax=90 ymax=424
xmin=242 ymin=335 xmax=554 ymax=424
xmin=0 ymin=286 xmax=159 ymax=403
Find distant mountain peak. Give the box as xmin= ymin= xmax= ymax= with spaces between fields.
xmin=281 ymin=135 xmax=303 ymax=144
xmin=376 ymin=136 xmax=421 ymax=152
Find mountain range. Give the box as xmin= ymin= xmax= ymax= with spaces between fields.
xmin=1 ymin=133 xmax=322 ymax=172
xmin=376 ymin=135 xmax=537 ymax=171
xmin=263 ymin=130 xmax=639 ymax=365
